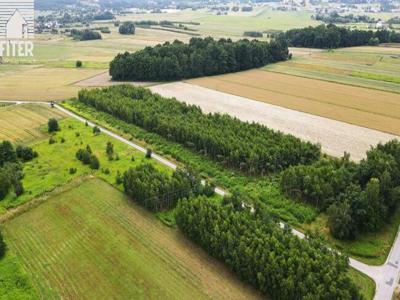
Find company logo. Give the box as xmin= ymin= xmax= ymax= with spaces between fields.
xmin=0 ymin=0 xmax=34 ymax=57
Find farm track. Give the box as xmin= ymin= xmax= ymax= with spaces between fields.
xmin=1 ymin=100 xmax=398 ymax=299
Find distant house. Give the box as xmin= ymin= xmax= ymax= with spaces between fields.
xmin=376 ymin=20 xmax=387 ymax=29
xmin=6 ymin=9 xmax=28 ymax=39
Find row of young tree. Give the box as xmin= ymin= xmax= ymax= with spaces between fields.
xmin=281 ymin=140 xmax=400 ymax=240
xmin=78 ymin=85 xmax=321 ymax=174
xmin=109 ymin=37 xmax=289 ymax=81
xmin=281 ymin=24 xmax=400 ymax=48
xmin=123 ymin=163 xmax=214 ymax=211
xmin=176 ymin=195 xmax=362 ymax=300
xmin=0 ymin=141 xmax=37 ymax=200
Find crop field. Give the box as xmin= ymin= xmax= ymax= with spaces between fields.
xmin=187 ymin=69 xmax=400 ymax=136
xmin=264 ymin=45 xmax=400 ymax=93
xmin=2 ymin=178 xmax=262 ymax=300
xmin=0 ymin=67 xmax=105 ymax=101
xmin=119 ymin=8 xmax=321 ymax=37
xmin=0 ymin=104 xmax=65 ymax=143
xmin=150 ymin=82 xmax=396 ymax=161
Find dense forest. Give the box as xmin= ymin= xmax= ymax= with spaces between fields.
xmin=78 ymin=85 xmax=321 ymax=174
xmin=281 ymin=24 xmax=400 ymax=48
xmin=281 ymin=140 xmax=400 ymax=239
xmin=109 ymin=37 xmax=289 ymax=81
xmin=123 ymin=163 xmax=214 ymax=211
xmin=176 ymin=195 xmax=362 ymax=299
xmin=0 ymin=141 xmax=36 ymax=200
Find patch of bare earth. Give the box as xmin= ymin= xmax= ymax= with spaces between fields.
xmin=74 ymin=72 xmax=155 ymax=88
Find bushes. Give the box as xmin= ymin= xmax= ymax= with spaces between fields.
xmin=176 ymin=196 xmax=362 ymax=300
xmin=76 ymin=146 xmax=100 ymax=170
xmin=71 ymin=29 xmax=102 ymax=41
xmin=119 ymin=21 xmax=135 ymax=35
xmin=243 ymin=31 xmax=263 ymax=38
xmin=109 ymin=37 xmax=289 ymax=81
xmin=123 ymin=163 xmax=212 ymax=212
xmin=281 ymin=24 xmax=400 ymax=48
xmin=0 ymin=230 xmax=5 ymax=258
xmin=16 ymin=145 xmax=37 ymax=162
xmin=48 ymin=118 xmax=59 ymax=133
xmin=281 ymin=140 xmax=400 ymax=239
xmin=78 ymin=85 xmax=321 ymax=174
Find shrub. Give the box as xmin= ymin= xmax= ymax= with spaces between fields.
xmin=119 ymin=21 xmax=135 ymax=35
xmin=48 ymin=118 xmax=59 ymax=133
xmin=49 ymin=136 xmax=56 ymax=144
xmin=90 ymin=155 xmax=100 ymax=170
xmin=69 ymin=167 xmax=77 ymax=174
xmin=76 ymin=60 xmax=83 ymax=68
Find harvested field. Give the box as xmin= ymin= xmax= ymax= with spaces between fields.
xmin=187 ymin=69 xmax=400 ymax=136
xmin=3 ymin=178 xmax=262 ymax=300
xmin=0 ymin=67 xmax=105 ymax=101
xmin=74 ymin=71 xmax=154 ymax=87
xmin=0 ymin=104 xmax=65 ymax=143
xmin=150 ymin=82 xmax=398 ymax=161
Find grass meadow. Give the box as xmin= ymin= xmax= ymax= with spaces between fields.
xmin=0 ymin=111 xmax=171 ymax=215
xmin=2 ymin=178 xmax=262 ymax=300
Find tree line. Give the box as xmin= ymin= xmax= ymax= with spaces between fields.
xmin=281 ymin=140 xmax=400 ymax=240
xmin=123 ymin=163 xmax=214 ymax=212
xmin=78 ymin=85 xmax=321 ymax=175
xmin=109 ymin=37 xmax=289 ymax=81
xmin=280 ymin=24 xmax=400 ymax=48
xmin=176 ymin=195 xmax=362 ymax=300
xmin=0 ymin=141 xmax=37 ymax=200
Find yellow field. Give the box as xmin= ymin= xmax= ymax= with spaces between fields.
xmin=188 ymin=70 xmax=400 ymax=136
xmin=0 ymin=104 xmax=65 ymax=143
xmin=0 ymin=67 xmax=105 ymax=101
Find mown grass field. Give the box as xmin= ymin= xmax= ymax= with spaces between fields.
xmin=2 ymin=178 xmax=263 ymax=300
xmin=264 ymin=45 xmax=400 ymax=93
xmin=0 ymin=109 xmax=171 ymax=215
xmin=188 ymin=67 xmax=400 ymax=136
xmin=0 ymin=104 xmax=65 ymax=143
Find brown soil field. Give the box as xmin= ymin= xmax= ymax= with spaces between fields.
xmin=187 ymin=69 xmax=400 ymax=136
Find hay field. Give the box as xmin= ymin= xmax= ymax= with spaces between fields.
xmin=0 ymin=104 xmax=65 ymax=143
xmin=187 ymin=69 xmax=400 ymax=136
xmin=264 ymin=45 xmax=400 ymax=93
xmin=3 ymin=178 xmax=262 ymax=300
xmin=0 ymin=67 xmax=104 ymax=101
xmin=150 ymin=82 xmax=397 ymax=161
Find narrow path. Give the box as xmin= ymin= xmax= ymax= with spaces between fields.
xmin=1 ymin=100 xmax=397 ymax=300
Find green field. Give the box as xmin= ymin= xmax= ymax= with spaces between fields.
xmin=2 ymin=178 xmax=262 ymax=300
xmin=0 ymin=110 xmax=171 ymax=215
xmin=264 ymin=45 xmax=400 ymax=93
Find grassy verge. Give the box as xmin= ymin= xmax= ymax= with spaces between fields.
xmin=0 ymin=251 xmax=38 ymax=299
xmin=302 ymin=208 xmax=400 ymax=265
xmin=351 ymin=71 xmax=400 ymax=84
xmin=348 ymin=268 xmax=376 ymax=300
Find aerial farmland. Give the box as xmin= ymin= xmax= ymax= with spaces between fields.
xmin=0 ymin=0 xmax=400 ymax=299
